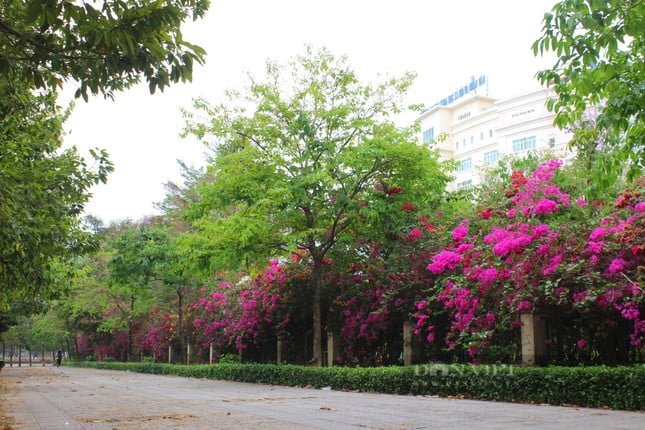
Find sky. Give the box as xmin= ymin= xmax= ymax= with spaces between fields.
xmin=62 ymin=0 xmax=559 ymax=224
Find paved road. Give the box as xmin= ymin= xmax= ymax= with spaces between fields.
xmin=1 ymin=366 xmax=643 ymax=429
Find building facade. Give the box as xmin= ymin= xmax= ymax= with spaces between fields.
xmin=417 ymin=85 xmax=572 ymax=190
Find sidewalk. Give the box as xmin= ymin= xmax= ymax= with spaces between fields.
xmin=1 ymin=366 xmax=643 ymax=429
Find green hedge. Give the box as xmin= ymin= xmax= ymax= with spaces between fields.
xmin=66 ymin=361 xmax=645 ymax=411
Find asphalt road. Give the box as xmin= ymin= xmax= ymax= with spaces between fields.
xmin=1 ymin=366 xmax=643 ymax=429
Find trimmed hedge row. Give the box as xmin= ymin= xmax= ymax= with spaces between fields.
xmin=67 ymin=361 xmax=645 ymax=411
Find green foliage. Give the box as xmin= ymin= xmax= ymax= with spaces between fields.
xmin=533 ymin=0 xmax=645 ymax=180
xmin=218 ymin=353 xmax=241 ymax=364
xmin=0 ymin=310 xmax=69 ymax=351
xmin=61 ymin=250 xmax=113 ymax=336
xmin=182 ymin=46 xmax=450 ymax=273
xmin=0 ymin=0 xmax=209 ymax=99
xmin=0 ymin=80 xmax=113 ymax=309
xmin=66 ymin=361 xmax=645 ymax=411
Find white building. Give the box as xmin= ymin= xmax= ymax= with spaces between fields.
xmin=416 ymin=78 xmax=572 ymax=190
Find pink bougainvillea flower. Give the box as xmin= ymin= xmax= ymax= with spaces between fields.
xmin=451 ymin=220 xmax=469 ymax=242
xmin=531 ymin=224 xmax=549 ymax=237
xmin=572 ymin=291 xmax=587 ymax=303
xmin=517 ymin=301 xmax=532 ymax=312
xmin=408 ymin=228 xmax=422 ymax=240
xmin=427 ymin=251 xmax=462 ymax=274
xmin=456 ymin=243 xmax=474 ymax=254
xmin=536 ymin=244 xmax=550 ymax=256
xmin=401 ymin=202 xmax=414 ymax=212
xmin=543 ymin=253 xmax=563 ymax=276
xmin=589 ymin=227 xmax=608 ymax=241
xmin=608 ymin=258 xmax=626 ymax=274
xmin=533 ymin=199 xmax=558 ymax=215
xmin=577 ymin=339 xmax=587 ymax=349
xmin=477 ymin=267 xmax=498 ymax=292
xmin=386 ymin=187 xmax=402 ymax=195
xmin=468 ymin=344 xmax=479 ymax=357
xmin=423 ymin=223 xmax=436 ymax=232
xmin=587 ymin=240 xmax=604 ymax=254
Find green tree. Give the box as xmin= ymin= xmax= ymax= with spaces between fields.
xmin=1 ymin=0 xmax=208 ymax=324
xmin=59 ymin=244 xmax=116 ymax=358
xmin=533 ymin=0 xmax=645 ymax=180
xmin=106 ymin=220 xmax=168 ymax=360
xmin=0 ymin=80 xmax=113 ymax=309
xmin=182 ymin=46 xmax=450 ymax=365
xmin=0 ymin=0 xmax=209 ymax=99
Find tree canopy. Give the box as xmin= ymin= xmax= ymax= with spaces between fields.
xmin=533 ymin=0 xmax=645 ymax=180
xmin=182 ymin=46 xmax=450 ymax=364
xmin=0 ymin=0 xmax=209 ymax=99
xmin=0 ymin=0 xmax=208 ymax=313
xmin=0 ymin=80 xmax=113 ymax=309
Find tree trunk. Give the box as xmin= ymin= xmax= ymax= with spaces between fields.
xmin=177 ymin=287 xmax=185 ymax=364
xmin=126 ymin=295 xmax=135 ymax=362
xmin=311 ymin=258 xmax=323 ymax=366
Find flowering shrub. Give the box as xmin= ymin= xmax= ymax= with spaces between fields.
xmin=191 ymin=258 xmax=305 ymax=360
xmin=415 ymin=161 xmax=644 ymax=361
xmin=139 ymin=308 xmax=176 ymax=360
xmin=331 ymin=211 xmax=449 ymax=365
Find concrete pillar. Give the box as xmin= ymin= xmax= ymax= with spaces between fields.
xmin=403 ymin=322 xmax=413 ymax=366
xmin=209 ymin=343 xmax=214 ymax=364
xmin=326 ymin=332 xmax=342 ymax=366
xmin=520 ymin=313 xmax=547 ymax=365
xmin=276 ymin=339 xmax=283 ymax=365
xmin=186 ymin=344 xmax=191 ymax=365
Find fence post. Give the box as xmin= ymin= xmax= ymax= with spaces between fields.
xmin=209 ymin=343 xmax=214 ymax=364
xmin=520 ymin=313 xmax=547 ymax=365
xmin=168 ymin=345 xmax=172 ymax=364
xmin=276 ymin=339 xmax=283 ymax=365
xmin=326 ymin=332 xmax=338 ymax=367
xmin=186 ymin=344 xmax=191 ymax=365
xmin=403 ymin=322 xmax=414 ymax=366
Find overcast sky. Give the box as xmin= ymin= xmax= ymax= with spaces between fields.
xmin=62 ymin=0 xmax=558 ymax=224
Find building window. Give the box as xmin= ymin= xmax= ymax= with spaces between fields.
xmin=423 ymin=127 xmax=435 ymax=143
xmin=456 ymin=140 xmax=460 ymax=150
xmin=470 ymin=135 xmax=474 ymax=144
xmin=457 ymin=179 xmax=473 ymax=190
xmin=548 ymin=137 xmax=556 ymax=148
xmin=483 ymin=150 xmax=499 ymax=164
xmin=512 ymin=136 xmax=537 ymax=152
xmin=489 ymin=129 xmax=493 ymax=137
xmin=458 ymin=111 xmax=471 ymax=121
xmin=457 ymin=158 xmax=472 ymax=172
xmin=480 ymin=131 xmax=484 ymax=141
xmin=511 ymin=108 xmax=535 ymax=119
